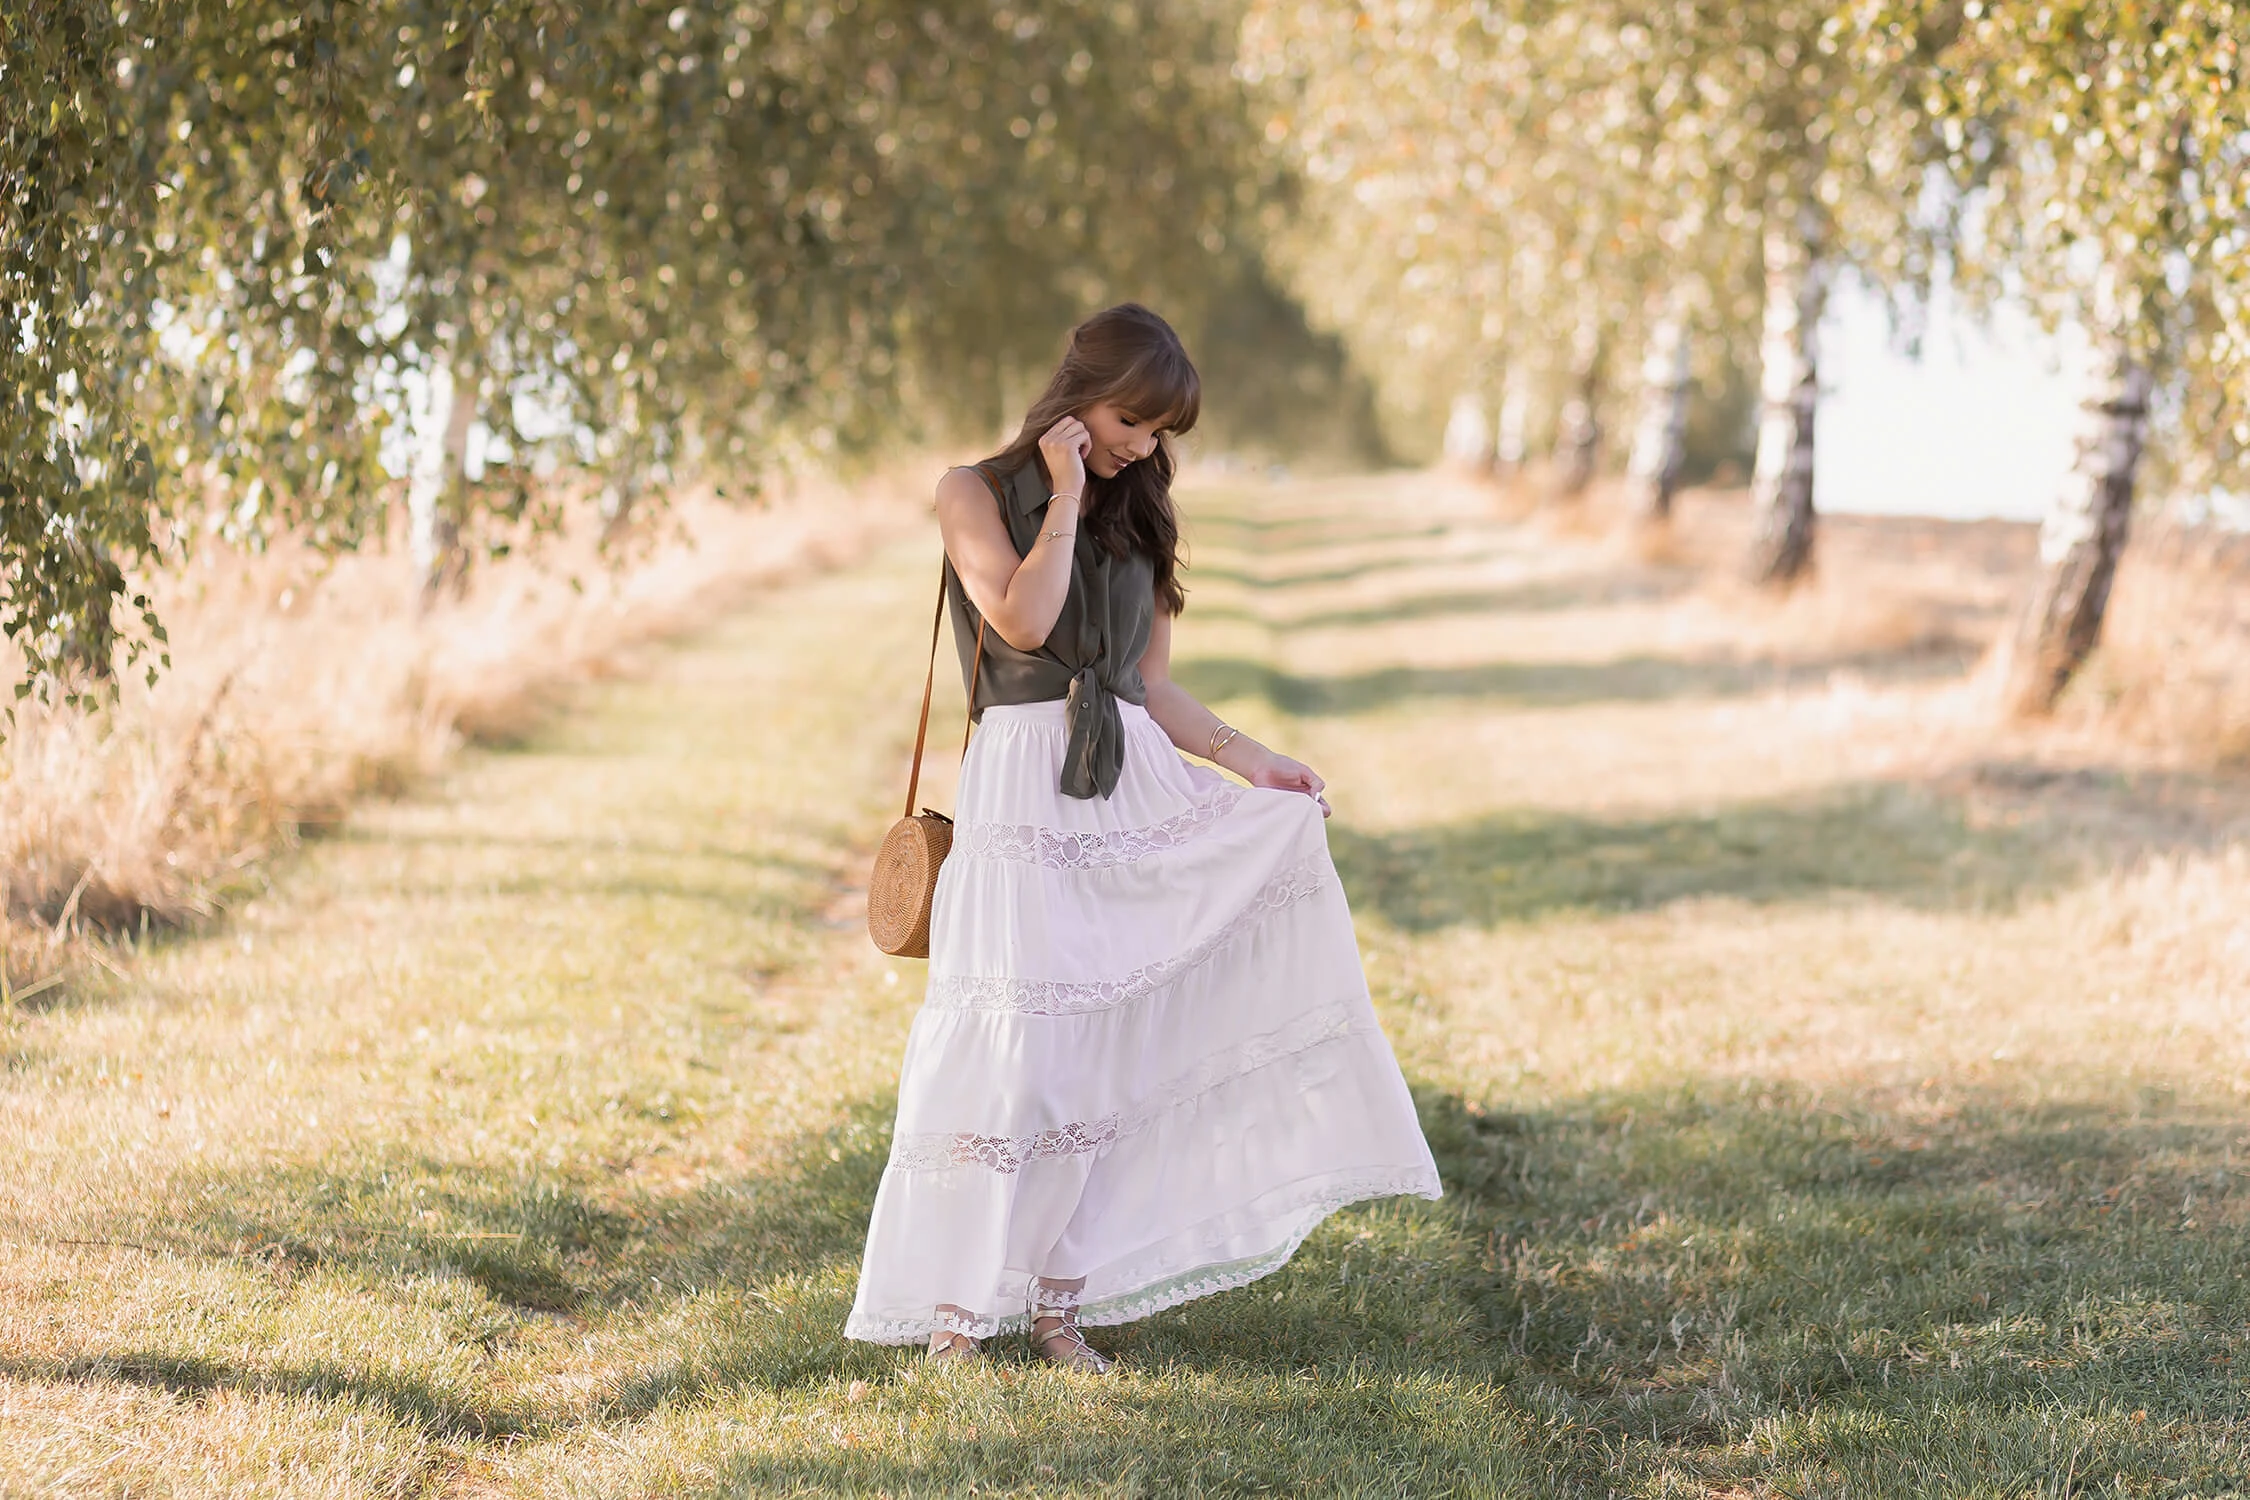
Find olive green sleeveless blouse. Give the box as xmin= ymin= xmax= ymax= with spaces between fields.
xmin=945 ymin=459 xmax=1154 ymax=800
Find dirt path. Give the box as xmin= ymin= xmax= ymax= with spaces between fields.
xmin=4 ymin=474 xmax=2247 ymax=1496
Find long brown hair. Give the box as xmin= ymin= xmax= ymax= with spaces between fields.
xmin=985 ymin=303 xmax=1200 ymax=615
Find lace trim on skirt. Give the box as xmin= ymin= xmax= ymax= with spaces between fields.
xmin=956 ymin=781 xmax=1247 ymax=870
xmin=841 ymin=1165 xmax=1441 ymax=1345
xmin=888 ymin=999 xmax=1376 ymax=1172
xmin=923 ymin=855 xmax=1333 ymax=1017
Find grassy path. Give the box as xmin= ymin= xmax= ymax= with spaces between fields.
xmin=5 ymin=475 xmax=2250 ymax=1496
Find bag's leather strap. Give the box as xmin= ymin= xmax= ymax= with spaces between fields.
xmin=901 ymin=471 xmax=993 ymax=819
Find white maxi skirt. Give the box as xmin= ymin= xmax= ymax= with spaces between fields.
xmin=844 ymin=699 xmax=1443 ymax=1345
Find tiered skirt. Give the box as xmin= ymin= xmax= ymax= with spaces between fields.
xmin=844 ymin=699 xmax=1442 ymax=1345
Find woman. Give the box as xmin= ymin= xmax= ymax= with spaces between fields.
xmin=845 ymin=304 xmax=1441 ymax=1370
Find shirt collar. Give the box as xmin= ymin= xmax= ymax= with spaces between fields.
xmin=1006 ymin=459 xmax=1050 ymax=517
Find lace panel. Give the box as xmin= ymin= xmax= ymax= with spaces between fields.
xmin=924 ymin=855 xmax=1335 ymax=1018
xmin=956 ymin=782 xmax=1247 ymax=870
xmin=840 ymin=1164 xmax=1442 ymax=1345
xmin=1074 ymin=1165 xmax=1444 ymax=1329
xmin=887 ymin=999 xmax=1377 ymax=1173
xmin=859 ymin=1276 xmax=1086 ymax=1345
xmin=901 ymin=1118 xmax=1125 ymax=1174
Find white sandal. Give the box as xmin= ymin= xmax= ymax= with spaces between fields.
xmin=1030 ymin=1305 xmax=1115 ymax=1374
xmin=926 ymin=1328 xmax=983 ymax=1363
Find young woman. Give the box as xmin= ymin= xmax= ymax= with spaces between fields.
xmin=844 ymin=303 xmax=1440 ymax=1370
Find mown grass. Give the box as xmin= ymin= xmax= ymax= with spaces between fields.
xmin=5 ymin=473 xmax=2250 ymax=1496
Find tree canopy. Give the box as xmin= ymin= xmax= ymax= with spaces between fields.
xmin=3 ymin=0 xmax=1262 ymax=702
xmin=6 ymin=0 xmax=2247 ymax=710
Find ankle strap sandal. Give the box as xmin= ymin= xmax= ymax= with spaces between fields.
xmin=1030 ymin=1306 xmax=1114 ymax=1374
xmin=927 ymin=1328 xmax=983 ymax=1363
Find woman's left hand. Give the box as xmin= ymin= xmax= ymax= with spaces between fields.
xmin=1246 ymin=749 xmax=1331 ymax=818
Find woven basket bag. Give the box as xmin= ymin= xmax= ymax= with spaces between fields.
xmin=867 ymin=555 xmax=985 ymax=957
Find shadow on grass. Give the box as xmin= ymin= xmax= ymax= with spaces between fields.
xmin=159 ymin=1160 xmax=638 ymax=1314
xmin=629 ymin=1079 xmax=2250 ymax=1495
xmin=1184 ymin=546 xmax=1529 ymax=595
xmin=333 ymin=823 xmax=844 ymax=882
xmin=1371 ymin=1079 xmax=2250 ymax=1491
xmin=1185 ymin=512 xmax=1454 ymax=552
xmin=1173 ymin=646 xmax=1972 ymax=717
xmin=0 ymin=1347 xmax=543 ymax=1440
xmin=1331 ymin=772 xmax=2250 ymax=933
xmin=1331 ymin=782 xmax=2061 ymax=929
xmin=331 ymin=812 xmax=857 ymax=918
xmin=683 ymin=1372 xmax=1597 ymax=1496
xmin=59 ymin=1066 xmax=2250 ymax=1490
xmin=1188 ymin=572 xmax=1698 ymax=632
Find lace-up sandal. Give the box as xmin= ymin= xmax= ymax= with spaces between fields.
xmin=1030 ymin=1306 xmax=1114 ymax=1374
xmin=927 ymin=1328 xmax=983 ymax=1363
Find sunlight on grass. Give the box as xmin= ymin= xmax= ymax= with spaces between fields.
xmin=4 ymin=475 xmax=2249 ymax=1495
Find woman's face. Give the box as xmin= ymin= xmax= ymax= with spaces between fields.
xmin=1079 ymin=402 xmax=1167 ymax=479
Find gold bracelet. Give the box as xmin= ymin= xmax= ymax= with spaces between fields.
xmin=1049 ymin=492 xmax=1082 ymax=505
xmin=1208 ymin=724 xmax=1239 ymax=759
xmin=1042 ymin=529 xmax=1075 ymax=542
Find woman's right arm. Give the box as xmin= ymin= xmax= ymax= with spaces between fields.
xmin=936 ymin=420 xmax=1089 ymax=651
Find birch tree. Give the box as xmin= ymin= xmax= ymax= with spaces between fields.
xmin=3 ymin=0 xmax=159 ymax=705
xmin=1907 ymin=0 xmax=2250 ymax=713
xmin=1744 ymin=211 xmax=1830 ymax=580
xmin=1623 ymin=286 xmax=1696 ymax=518
xmin=1703 ymin=3 xmax=1954 ymax=584
xmin=1243 ymin=0 xmax=1950 ymax=561
xmin=1238 ymin=0 xmax=1590 ymax=457
xmin=6 ymin=0 xmax=1262 ymax=697
xmin=3 ymin=0 xmax=376 ymax=701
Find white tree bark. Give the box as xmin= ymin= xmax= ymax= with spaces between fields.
xmin=407 ymin=356 xmax=474 ymax=606
xmin=1623 ymin=298 xmax=1693 ymax=521
xmin=1494 ymin=366 xmax=1530 ymax=474
xmin=598 ymin=473 xmax=644 ymax=543
xmin=2005 ymin=337 xmax=2152 ymax=714
xmin=1746 ymin=219 xmax=1828 ymax=584
xmin=1442 ymin=391 xmax=1495 ymax=471
xmin=1554 ymin=314 xmax=1603 ymax=498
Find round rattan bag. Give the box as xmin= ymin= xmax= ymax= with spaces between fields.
xmin=867 ymin=549 xmax=985 ymax=959
xmin=867 ymin=809 xmax=953 ymax=958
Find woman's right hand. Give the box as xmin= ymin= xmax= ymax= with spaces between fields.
xmin=1039 ymin=415 xmax=1092 ymax=500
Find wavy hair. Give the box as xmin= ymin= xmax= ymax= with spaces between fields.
xmin=984 ymin=303 xmax=1200 ymax=615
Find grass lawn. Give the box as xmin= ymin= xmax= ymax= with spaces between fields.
xmin=5 ymin=474 xmax=2249 ymax=1497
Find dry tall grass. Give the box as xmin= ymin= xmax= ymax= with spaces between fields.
xmin=0 ymin=472 xmax=923 ymax=977
xmin=1569 ymin=483 xmax=2250 ymax=771
xmin=2064 ymin=526 xmax=2250 ymax=764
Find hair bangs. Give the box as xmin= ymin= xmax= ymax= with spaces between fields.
xmin=984 ymin=302 xmax=1199 ymax=615
xmin=1109 ymin=344 xmax=1201 ymax=437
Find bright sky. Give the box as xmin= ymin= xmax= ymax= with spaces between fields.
xmin=1817 ymin=275 xmax=2085 ymax=522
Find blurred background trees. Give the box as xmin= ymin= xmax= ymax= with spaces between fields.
xmin=4 ymin=0 xmax=2246 ymax=715
xmin=1240 ymin=0 xmax=1961 ymax=582
xmin=6 ymin=0 xmax=1355 ymax=692
xmin=1245 ymin=0 xmax=2245 ymax=702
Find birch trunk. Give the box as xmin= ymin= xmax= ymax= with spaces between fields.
xmin=2004 ymin=339 xmax=2152 ymax=715
xmin=1552 ymin=309 xmax=1603 ymax=498
xmin=1442 ymin=391 xmax=1495 ymax=471
xmin=597 ymin=391 xmax=648 ymax=543
xmin=407 ymin=357 xmax=474 ymax=606
xmin=1745 ymin=221 xmax=1827 ymax=585
xmin=1623 ymin=303 xmax=1692 ymax=522
xmin=598 ymin=473 xmax=644 ymax=544
xmin=1555 ymin=376 xmax=1601 ymax=497
xmin=1494 ymin=367 xmax=1530 ymax=476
